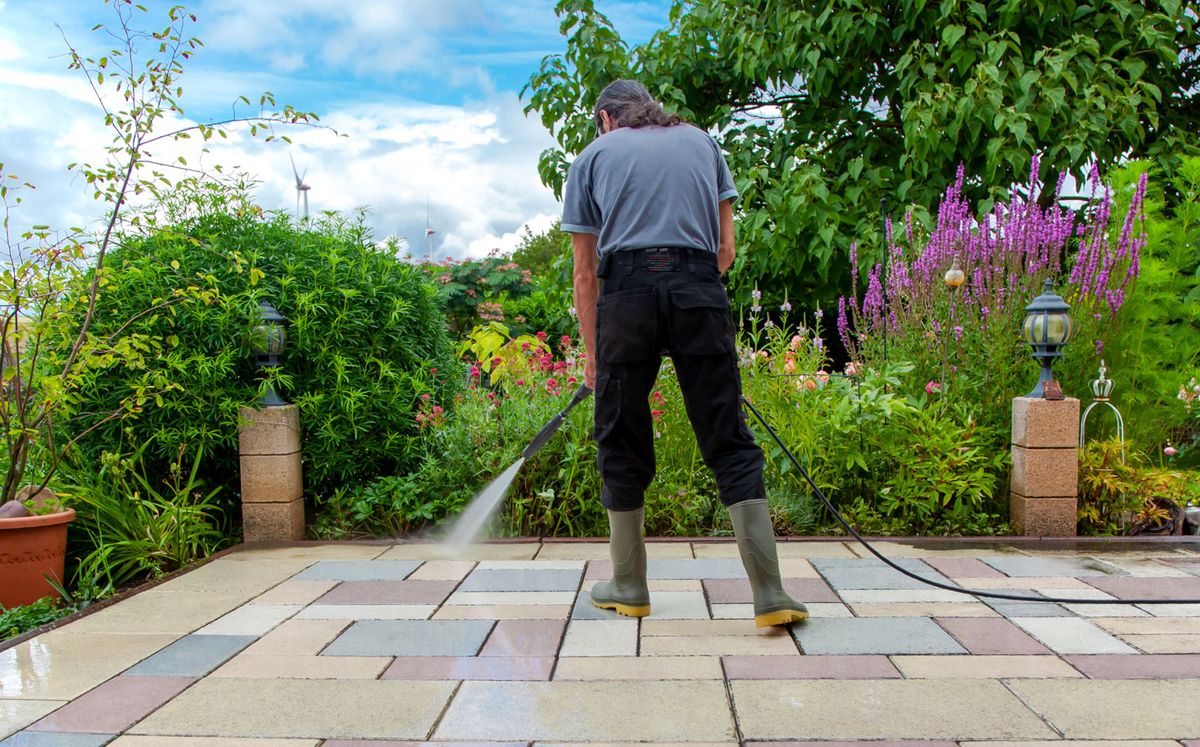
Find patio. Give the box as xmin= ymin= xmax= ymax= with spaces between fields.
xmin=2 ymin=537 xmax=1199 ymax=746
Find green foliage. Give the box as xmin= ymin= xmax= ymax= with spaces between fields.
xmin=422 ymin=256 xmax=534 ymax=335
xmin=62 ymin=443 xmax=229 ymax=589
xmin=0 ymin=597 xmax=65 ymax=641
xmin=511 ymin=221 xmax=570 ymax=278
xmin=69 ymin=191 xmax=459 ymax=500
xmin=524 ymin=0 xmax=1199 ymax=308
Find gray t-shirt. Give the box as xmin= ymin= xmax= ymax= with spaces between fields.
xmin=561 ymin=124 xmax=738 ymax=255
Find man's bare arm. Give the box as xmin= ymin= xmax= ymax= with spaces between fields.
xmin=717 ymin=198 xmax=736 ymax=275
xmin=571 ymin=232 xmax=600 ymax=388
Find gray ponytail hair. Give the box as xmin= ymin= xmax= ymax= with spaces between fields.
xmin=594 ymin=79 xmax=682 ymax=134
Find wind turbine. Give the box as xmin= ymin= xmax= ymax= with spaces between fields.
xmin=290 ymin=154 xmax=311 ymax=221
xmin=425 ymin=197 xmax=437 ymax=259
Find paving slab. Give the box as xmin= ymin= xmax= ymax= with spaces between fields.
xmin=0 ymin=702 xmax=67 ymax=741
xmin=889 ymin=655 xmax=1082 ymax=678
xmin=445 ymin=592 xmax=576 ymax=606
xmin=1063 ymin=654 xmax=1200 ymax=679
xmin=225 ymin=545 xmax=387 ymax=561
xmin=1084 ymin=576 xmax=1200 ymax=600
xmin=847 ymin=602 xmax=996 ymax=617
xmin=1090 ymin=616 xmax=1200 ymax=634
xmin=923 ymin=558 xmax=1007 ymax=578
xmin=569 ymin=591 xmax=627 ymax=621
xmin=934 ymin=617 xmax=1054 ymax=655
xmin=702 ymin=578 xmax=838 ymax=604
xmin=314 ymin=580 xmax=456 ymax=605
xmin=433 ymin=605 xmax=572 ymax=620
xmin=407 ymin=560 xmax=476 ymax=581
xmin=111 ymin=738 xmax=319 ymax=746
xmin=641 ymin=634 xmax=798 ymax=657
xmin=195 ymin=606 xmax=301 ymax=636
xmin=209 ymin=654 xmax=391 ymax=679
xmin=641 ymin=619 xmax=791 ymax=637
xmin=981 ymin=556 xmax=1126 ymax=577
xmin=321 ymin=619 xmax=494 ymax=657
xmin=0 ymin=632 xmax=180 ymax=700
xmin=250 ymin=581 xmax=336 ymax=606
xmin=152 ymin=559 xmax=314 ymax=593
xmin=123 ymin=636 xmax=258 ymax=677
xmin=433 ymin=681 xmax=736 ymax=741
xmin=982 ymin=599 xmax=1074 ymax=618
xmin=647 ymin=559 xmax=749 ymax=579
xmin=961 ymin=576 xmax=1093 ymax=590
xmin=1098 ymin=558 xmax=1196 ymax=576
xmin=0 ymin=734 xmax=114 ymax=746
xmin=382 ymin=656 xmax=555 ymax=680
xmin=637 ymin=591 xmax=709 ymax=619
xmin=291 ymin=560 xmax=420 ymax=581
xmin=239 ymin=620 xmax=348 ymax=656
xmin=479 ymin=619 xmax=565 ymax=657
xmin=721 ymin=655 xmax=900 ymax=679
xmin=552 ymin=656 xmax=723 ymax=680
xmin=791 ymin=617 xmax=967 ymax=655
xmin=1119 ymin=633 xmax=1200 ymax=653
xmin=692 ymin=542 xmax=854 ymax=559
xmin=731 ymin=679 xmax=1057 ymax=740
xmin=294 ymin=604 xmax=436 ymax=620
xmin=25 ymin=676 xmax=193 ymax=733
xmin=458 ymin=569 xmax=582 ymax=592
xmin=52 ymin=591 xmax=250 ymax=635
xmin=711 ymin=603 xmax=852 ymax=619
xmin=558 ymin=620 xmax=637 ymax=657
xmin=1010 ymin=617 xmax=1138 ymax=654
xmin=1137 ymin=603 xmax=1200 ymax=616
xmin=377 ymin=543 xmax=539 ymax=560
xmin=810 ymin=558 xmax=948 ymax=590
xmin=1007 ymin=679 xmax=1200 ymax=739
xmin=128 ymin=678 xmax=457 ymax=740
xmin=477 ymin=560 xmax=586 ymax=570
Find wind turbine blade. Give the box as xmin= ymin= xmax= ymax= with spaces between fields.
xmin=303 ymin=191 xmax=309 ymax=220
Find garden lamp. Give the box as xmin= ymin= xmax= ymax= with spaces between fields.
xmin=252 ymin=300 xmax=288 ymax=407
xmin=1021 ymin=279 xmax=1072 ymax=398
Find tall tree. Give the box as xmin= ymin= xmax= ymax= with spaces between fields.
xmin=524 ymin=0 xmax=1200 ymax=307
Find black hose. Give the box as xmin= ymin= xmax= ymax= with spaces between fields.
xmin=522 ymin=384 xmax=593 ymax=460
xmin=740 ymin=395 xmax=1200 ymax=606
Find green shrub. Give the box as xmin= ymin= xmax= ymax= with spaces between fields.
xmin=69 ymin=183 xmax=459 ymax=504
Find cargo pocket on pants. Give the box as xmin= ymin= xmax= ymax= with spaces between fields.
xmin=669 ymin=284 xmax=735 ymax=356
xmin=597 ymin=287 xmax=659 ymax=363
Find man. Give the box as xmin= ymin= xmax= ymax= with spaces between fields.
xmin=561 ymin=79 xmax=807 ymax=628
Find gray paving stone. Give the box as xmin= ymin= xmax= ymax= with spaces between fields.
xmin=321 ymin=619 xmax=494 ymax=657
xmin=569 ymin=590 xmax=625 ymax=620
xmin=0 ymin=735 xmax=113 ymax=747
xmin=647 ymin=559 xmax=748 ymax=579
xmin=458 ymin=568 xmax=582 ymax=592
xmin=123 ymin=634 xmax=256 ymax=677
xmin=791 ymin=617 xmax=967 ymax=655
xmin=981 ymin=556 xmax=1127 ymax=577
xmin=811 ymin=558 xmax=949 ymax=590
xmin=292 ymin=560 xmax=420 ymax=581
xmin=982 ymin=599 xmax=1074 ymax=617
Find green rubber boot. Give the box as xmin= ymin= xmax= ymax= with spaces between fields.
xmin=729 ymin=498 xmax=808 ymax=628
xmin=590 ymin=507 xmax=651 ymax=617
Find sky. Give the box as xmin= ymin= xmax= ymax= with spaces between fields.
xmin=0 ymin=0 xmax=672 ymax=260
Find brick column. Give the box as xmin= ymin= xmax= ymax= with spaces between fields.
xmin=239 ymin=405 xmax=304 ymax=541
xmin=1010 ymin=396 xmax=1080 ymax=536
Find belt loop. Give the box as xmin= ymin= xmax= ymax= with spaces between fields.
xmin=596 ymin=252 xmax=611 ymax=279
xmin=683 ymin=247 xmax=693 ymax=273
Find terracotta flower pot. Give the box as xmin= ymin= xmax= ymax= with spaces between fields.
xmin=0 ymin=508 xmax=76 ymax=608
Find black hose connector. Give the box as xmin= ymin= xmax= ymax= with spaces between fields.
xmin=521 ymin=384 xmax=593 ymax=459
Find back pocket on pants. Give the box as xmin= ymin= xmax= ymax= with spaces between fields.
xmin=597 ymin=287 xmax=658 ymax=363
xmin=669 ymin=284 xmax=734 ymax=356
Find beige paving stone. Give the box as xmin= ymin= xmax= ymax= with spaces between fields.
xmin=711 ymin=603 xmax=851 ymax=619
xmin=535 ymin=543 xmax=611 ymax=560
xmin=445 ymin=591 xmax=577 ymax=606
xmin=294 ymin=604 xmax=436 ymax=620
xmin=553 ymin=655 xmax=724 ymax=680
xmin=111 ymin=738 xmax=320 ymax=746
xmin=378 ymin=542 xmax=539 ymax=560
xmin=732 ymin=679 xmax=1057 ymax=740
xmin=224 ymin=544 xmax=388 ymax=561
xmin=559 ymin=620 xmax=638 ymax=657
xmin=210 ymin=654 xmax=391 ymax=679
xmin=642 ymin=619 xmax=793 ymax=637
xmin=1120 ymin=634 xmax=1200 ymax=653
xmin=59 ymin=590 xmax=253 ymax=635
xmin=433 ymin=605 xmax=572 ymax=620
xmin=240 ymin=619 xmax=349 ymax=656
xmin=641 ymin=634 xmax=798 ymax=656
xmin=154 ymin=558 xmax=313 ymax=594
xmin=1092 ymin=616 xmax=1200 ymax=635
xmin=0 ymin=631 xmax=179 ymax=700
xmin=478 ymin=560 xmax=586 ymax=570
xmin=1062 ymin=602 xmax=1153 ymax=618
xmin=848 ymin=602 xmax=998 ymax=617
xmin=535 ymin=743 xmax=736 ymax=747
xmin=838 ymin=589 xmax=978 ymax=603
xmin=964 ymin=742 xmax=1181 ymax=747
xmin=890 ymin=655 xmax=1083 ymax=678
xmin=648 ymin=579 xmax=703 ymax=591
xmin=407 ymin=559 xmax=476 ymax=581
xmin=1140 ymin=603 xmax=1200 ymax=617
xmin=196 ymin=604 xmax=302 ymax=635
xmin=251 ymin=581 xmax=337 ymax=605
xmin=645 ymin=542 xmax=696 ymax=559
xmin=129 ymin=677 xmax=457 ymax=739
xmin=645 ymin=590 xmax=709 ymax=619
xmin=1099 ymin=558 xmax=1194 ymax=577
xmin=1007 ymin=679 xmax=1200 ymax=739
xmin=693 ymin=542 xmax=856 ymax=559
xmin=433 ymin=680 xmax=736 ymax=741
xmin=0 ymin=698 xmax=66 ymax=739
xmin=854 ymin=542 xmax=1023 ymax=558
xmin=956 ymin=577 xmax=1093 ymax=590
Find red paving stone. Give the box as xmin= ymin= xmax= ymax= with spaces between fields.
xmin=1062 ymin=654 xmax=1200 ymax=679
xmin=722 ymin=655 xmax=902 ymax=679
xmin=382 ymin=655 xmax=555 ymax=680
xmin=934 ymin=617 xmax=1054 ymax=655
xmin=922 ymin=557 xmax=1007 ymax=579
xmin=315 ymin=580 xmax=458 ymax=605
xmin=27 ymin=675 xmax=194 ymax=733
xmin=479 ymin=619 xmax=566 ymax=657
xmin=703 ymin=578 xmax=840 ymax=604
xmin=1083 ymin=576 xmax=1200 ymax=600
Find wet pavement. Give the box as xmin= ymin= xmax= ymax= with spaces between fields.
xmin=2 ymin=538 xmax=1199 ymax=745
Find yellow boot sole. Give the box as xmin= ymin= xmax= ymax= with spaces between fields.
xmin=591 ymin=599 xmax=651 ymax=617
xmin=755 ymin=608 xmax=809 ymax=628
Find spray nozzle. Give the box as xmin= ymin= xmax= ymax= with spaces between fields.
xmin=520 ymin=384 xmax=592 ymax=459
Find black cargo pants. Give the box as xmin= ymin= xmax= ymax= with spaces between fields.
xmin=593 ymin=247 xmax=766 ymax=511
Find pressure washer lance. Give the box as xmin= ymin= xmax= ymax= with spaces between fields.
xmin=739 ymin=395 xmax=1200 ymax=606
xmin=439 ymin=384 xmax=593 ymax=555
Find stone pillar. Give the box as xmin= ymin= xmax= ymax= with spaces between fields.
xmin=1010 ymin=396 xmax=1080 ymax=536
xmin=239 ymin=405 xmax=304 ymax=541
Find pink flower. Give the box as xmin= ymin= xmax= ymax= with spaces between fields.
xmin=790 ymin=335 xmax=803 ymax=350
xmin=432 ymin=405 xmax=443 ymax=415
xmin=925 ymin=380 xmax=941 ymax=395
xmin=536 ymin=331 xmax=548 ymax=341
xmin=560 ymin=335 xmax=572 ymax=347
xmin=430 ymin=367 xmax=438 ymax=374
xmin=1164 ymin=445 xmax=1178 ymax=457
xmin=492 ymin=357 xmax=502 ymax=367
xmin=515 ymin=378 xmax=525 ymax=386
xmin=567 ymin=376 xmax=578 ymax=385
xmin=783 ymin=357 xmax=797 ymax=374
xmin=420 ymin=393 xmax=431 ymax=402
xmin=845 ymin=361 xmax=860 ymax=377
xmin=470 ymin=366 xmax=480 ymax=377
